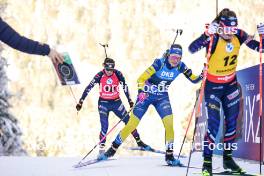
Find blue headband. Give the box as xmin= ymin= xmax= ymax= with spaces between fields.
xmin=220 ymin=16 xmax=238 ymax=26
xmin=169 ymin=47 xmax=182 ymax=56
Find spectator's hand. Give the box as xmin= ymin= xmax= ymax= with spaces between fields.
xmin=48 ymin=48 xmax=64 ymax=64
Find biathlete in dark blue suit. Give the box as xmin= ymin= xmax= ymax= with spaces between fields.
xmin=188 ymin=8 xmax=264 ymax=176
xmin=76 ymin=58 xmax=149 ymax=154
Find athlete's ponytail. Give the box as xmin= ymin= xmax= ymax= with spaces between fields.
xmin=214 ymin=8 xmax=230 ymax=23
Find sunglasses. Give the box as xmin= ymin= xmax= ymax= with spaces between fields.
xmin=105 ymin=68 xmax=114 ymax=71
xmin=169 ymin=54 xmax=181 ymax=60
xmin=104 ymin=63 xmax=115 ymax=71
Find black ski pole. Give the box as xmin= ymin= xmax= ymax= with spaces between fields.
xmin=76 ymin=108 xmax=133 ymax=164
xmin=164 ymin=29 xmax=183 ymax=57
xmin=216 ymin=0 xmax=218 ymax=17
xmin=171 ymin=29 xmax=183 ymax=46
xmin=99 ymin=43 xmax=108 ymax=58
xmin=177 ymin=89 xmax=200 ymax=160
xmin=185 ymin=117 xmax=199 ymax=176
xmin=258 ymin=33 xmax=263 ymax=175
xmin=69 ymin=86 xmax=79 ymax=116
xmin=185 ymin=34 xmax=214 ymax=176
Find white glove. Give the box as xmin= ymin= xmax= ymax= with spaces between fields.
xmin=257 ymin=23 xmax=264 ymax=35
xmin=205 ymin=22 xmax=219 ymax=36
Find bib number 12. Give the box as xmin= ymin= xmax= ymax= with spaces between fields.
xmin=223 ymin=55 xmax=237 ymax=66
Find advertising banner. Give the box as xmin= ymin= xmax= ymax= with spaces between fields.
xmin=193 ymin=64 xmax=264 ymax=161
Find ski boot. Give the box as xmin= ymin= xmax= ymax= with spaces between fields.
xmin=202 ymin=156 xmax=212 ymax=176
xmin=98 ymin=143 xmax=105 ymax=156
xmin=135 ymin=137 xmax=151 ymax=151
xmin=165 ymin=149 xmax=182 ymax=166
xmin=97 ymin=142 xmax=119 ymax=161
xmin=97 ymin=143 xmax=105 ymax=157
xmin=223 ymin=151 xmax=245 ymax=174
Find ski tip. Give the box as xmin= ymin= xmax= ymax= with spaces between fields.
xmin=72 ymin=158 xmax=116 ymax=169
xmin=72 ymin=164 xmax=80 ymax=168
xmin=72 ymin=161 xmax=82 ymax=168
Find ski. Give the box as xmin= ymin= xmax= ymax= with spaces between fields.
xmin=73 ymin=158 xmax=116 ymax=168
xmin=164 ymin=164 xmax=220 ymax=170
xmin=127 ymin=147 xmax=186 ymax=158
xmin=192 ymin=170 xmax=259 ymax=176
xmin=128 ymin=147 xmax=221 ymax=170
xmin=212 ymin=171 xmax=259 ymax=176
xmin=128 ymin=146 xmax=166 ymax=154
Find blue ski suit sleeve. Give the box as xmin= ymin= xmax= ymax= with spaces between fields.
xmin=0 ymin=17 xmax=50 ymax=55
xmin=179 ymin=62 xmax=202 ymax=83
xmin=80 ymin=71 xmax=103 ymax=101
xmin=236 ymin=29 xmax=264 ymax=52
xmin=188 ymin=33 xmax=220 ymax=55
xmin=151 ymin=58 xmax=163 ymax=71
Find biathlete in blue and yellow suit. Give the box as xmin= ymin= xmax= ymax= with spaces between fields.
xmin=188 ymin=8 xmax=264 ymax=176
xmin=98 ymin=44 xmax=203 ymax=166
xmin=76 ymin=58 xmax=150 ymax=155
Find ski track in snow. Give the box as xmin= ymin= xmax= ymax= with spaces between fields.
xmin=0 ymin=152 xmax=262 ymax=176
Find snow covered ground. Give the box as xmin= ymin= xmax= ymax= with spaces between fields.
xmin=0 ymin=152 xmax=262 ymax=176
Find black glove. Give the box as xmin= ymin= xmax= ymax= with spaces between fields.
xmin=184 ymin=69 xmax=192 ymax=77
xmin=76 ymin=100 xmax=83 ymax=111
xmin=128 ymin=100 xmax=134 ymax=108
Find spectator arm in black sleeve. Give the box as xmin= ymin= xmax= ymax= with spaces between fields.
xmin=0 ymin=17 xmax=50 ymax=55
